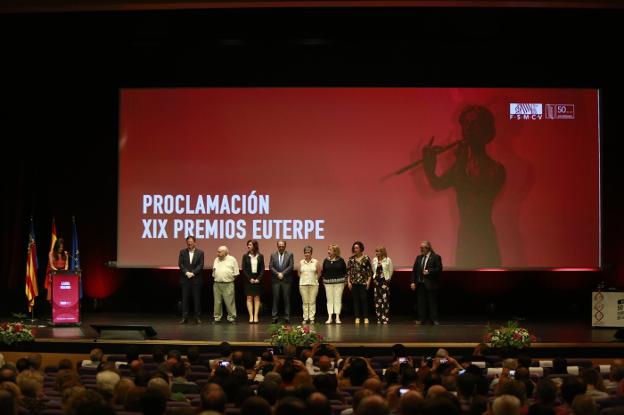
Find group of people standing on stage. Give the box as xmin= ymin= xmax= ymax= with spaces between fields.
xmin=178 ymin=237 xmax=443 ymax=326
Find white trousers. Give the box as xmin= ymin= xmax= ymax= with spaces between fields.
xmin=299 ymin=285 xmax=319 ymax=320
xmin=324 ymin=283 xmax=345 ymax=315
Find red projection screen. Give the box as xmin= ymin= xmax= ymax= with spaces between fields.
xmin=118 ymin=88 xmax=600 ymax=270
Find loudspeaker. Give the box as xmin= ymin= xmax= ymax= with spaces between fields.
xmin=90 ymin=324 xmax=157 ymax=340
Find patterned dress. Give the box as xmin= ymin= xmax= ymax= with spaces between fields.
xmin=374 ymin=263 xmax=390 ymax=323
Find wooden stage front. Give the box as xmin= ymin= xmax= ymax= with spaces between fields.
xmin=13 ymin=313 xmax=624 ymax=358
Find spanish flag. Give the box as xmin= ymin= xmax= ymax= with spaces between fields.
xmin=45 ymin=218 xmax=57 ymax=301
xmin=25 ymin=218 xmax=39 ymax=313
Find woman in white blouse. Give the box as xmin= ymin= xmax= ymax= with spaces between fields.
xmin=299 ymin=245 xmax=320 ymax=324
xmin=371 ymin=246 xmax=394 ymax=324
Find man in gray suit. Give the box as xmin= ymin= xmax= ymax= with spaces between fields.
xmin=269 ymin=240 xmax=294 ymax=324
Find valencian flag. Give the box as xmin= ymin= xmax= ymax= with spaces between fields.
xmin=45 ymin=218 xmax=57 ymax=301
xmin=70 ymin=216 xmax=82 ymax=299
xmin=25 ymin=217 xmax=39 ymax=313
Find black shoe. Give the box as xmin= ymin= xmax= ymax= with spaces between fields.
xmin=179 ymin=318 xmax=188 ymax=324
xmin=285 ymin=319 xmax=290 ymax=324
xmin=196 ymin=318 xmax=202 ymax=324
xmin=272 ymin=318 xmax=278 ymax=324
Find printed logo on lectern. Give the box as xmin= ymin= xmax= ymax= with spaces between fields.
xmin=509 ymin=103 xmax=543 ymax=120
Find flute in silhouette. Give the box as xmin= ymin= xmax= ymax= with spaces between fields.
xmin=380 ymin=137 xmax=463 ymax=182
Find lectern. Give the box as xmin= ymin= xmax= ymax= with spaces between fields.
xmin=51 ymin=271 xmax=81 ymax=325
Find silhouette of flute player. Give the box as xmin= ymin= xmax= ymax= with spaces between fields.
xmin=422 ymin=105 xmax=505 ymax=268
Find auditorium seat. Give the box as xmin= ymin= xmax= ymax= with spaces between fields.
xmin=40 ymin=410 xmax=63 ymax=415
xmin=43 ymin=389 xmax=60 ymax=397
xmin=340 ymin=386 xmax=363 ymax=395
xmin=567 ymin=358 xmax=593 ymax=368
xmin=370 ymin=356 xmax=394 ymax=367
xmin=171 ymin=382 xmax=201 ymax=394
xmin=601 ymin=407 xmax=624 ymax=415
xmin=331 ymin=404 xmax=351 ymax=415
xmin=596 ymin=396 xmax=624 ymax=410
xmin=166 ymin=401 xmax=192 ymax=408
xmin=167 ymin=408 xmax=196 ymax=415
xmin=78 ymin=366 xmax=97 ymax=375
xmin=44 ymin=400 xmax=61 ymax=409
xmin=225 ymin=408 xmax=241 ymax=415
xmin=599 ymin=365 xmax=612 ymax=376
xmin=484 ymin=355 xmax=502 ymax=366
xmin=106 ymin=354 xmax=127 ymax=362
xmin=142 ymin=363 xmax=159 ymax=372
xmin=566 ymin=366 xmax=580 ymax=375
xmin=528 ymin=367 xmax=544 ymax=377
xmin=44 ymin=366 xmax=59 ymax=373
xmin=338 ymin=391 xmax=352 ymax=401
xmin=199 ymin=353 xmax=220 ymax=362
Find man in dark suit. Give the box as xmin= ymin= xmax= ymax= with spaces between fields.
xmin=269 ymin=240 xmax=294 ymax=324
xmin=178 ymin=235 xmax=205 ymax=324
xmin=410 ymin=240 xmax=443 ymax=325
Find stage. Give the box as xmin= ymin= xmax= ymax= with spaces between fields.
xmin=19 ymin=313 xmax=624 ymax=358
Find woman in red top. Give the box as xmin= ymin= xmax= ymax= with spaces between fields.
xmin=47 ymin=238 xmax=68 ymax=300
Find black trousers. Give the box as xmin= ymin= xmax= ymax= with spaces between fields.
xmin=182 ymin=281 xmax=202 ymax=318
xmin=352 ymin=283 xmax=369 ymax=318
xmin=272 ymin=281 xmax=291 ymax=319
xmin=416 ymin=282 xmax=438 ymax=322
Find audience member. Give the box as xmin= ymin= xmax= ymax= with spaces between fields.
xmin=492 ymin=394 xmax=521 ymax=415
xmin=241 ymin=396 xmax=272 ymax=415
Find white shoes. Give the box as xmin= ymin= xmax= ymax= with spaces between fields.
xmin=325 ymin=317 xmax=333 ymax=324
xmin=364 ymin=318 xmax=369 ymax=324
xmin=335 ymin=316 xmax=342 ymax=324
xmin=355 ymin=318 xmax=360 ymax=324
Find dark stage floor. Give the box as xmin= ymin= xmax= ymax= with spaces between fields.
xmin=27 ymin=313 xmax=624 ymax=353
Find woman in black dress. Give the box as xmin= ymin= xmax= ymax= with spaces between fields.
xmin=242 ymin=240 xmax=265 ymax=323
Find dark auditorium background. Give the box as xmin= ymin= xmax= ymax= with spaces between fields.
xmin=1 ymin=1 xmax=623 ymax=320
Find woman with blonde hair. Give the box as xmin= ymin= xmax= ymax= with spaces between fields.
xmin=321 ymin=244 xmax=347 ymax=324
xmin=372 ymin=246 xmax=394 ymax=324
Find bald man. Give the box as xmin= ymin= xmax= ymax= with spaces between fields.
xmin=212 ymin=246 xmax=240 ymax=323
